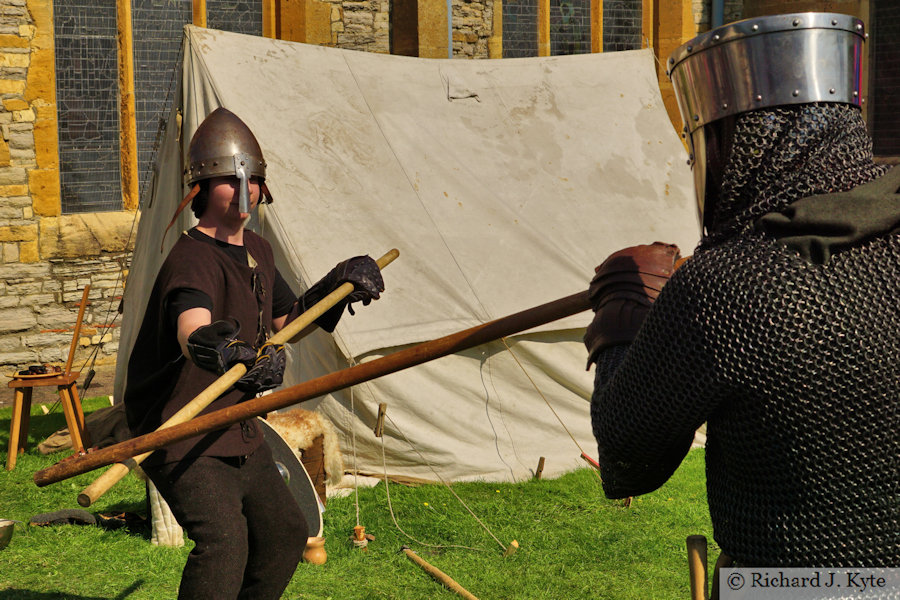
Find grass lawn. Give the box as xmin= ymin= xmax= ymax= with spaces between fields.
xmin=1 ymin=397 xmax=717 ymax=599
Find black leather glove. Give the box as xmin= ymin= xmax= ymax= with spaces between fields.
xmin=236 ymin=341 xmax=286 ymax=395
xmin=300 ymin=255 xmax=385 ymax=332
xmin=583 ymin=242 xmax=680 ymax=369
xmin=186 ymin=319 xmax=257 ymax=374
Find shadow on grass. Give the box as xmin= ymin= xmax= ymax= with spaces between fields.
xmin=0 ymin=407 xmax=72 ymax=449
xmin=0 ymin=580 xmax=145 ymax=599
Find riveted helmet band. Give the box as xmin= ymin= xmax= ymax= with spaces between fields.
xmin=666 ymin=13 xmax=867 ymax=230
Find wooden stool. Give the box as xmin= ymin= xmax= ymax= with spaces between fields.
xmin=7 ymin=372 xmax=91 ymax=470
xmin=6 ymin=285 xmax=92 ymax=471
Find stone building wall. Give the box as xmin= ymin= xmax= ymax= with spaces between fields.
xmin=691 ymin=0 xmax=744 ymax=31
xmin=327 ymin=0 xmax=390 ymax=53
xmin=321 ymin=0 xmax=493 ymax=58
xmin=0 ymin=0 xmax=134 ymax=374
xmin=453 ymin=0 xmax=494 ymax=58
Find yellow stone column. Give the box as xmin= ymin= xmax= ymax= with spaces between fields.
xmin=654 ymin=0 xmax=696 ymax=134
xmin=117 ymin=0 xmax=138 ymax=211
xmin=538 ymin=0 xmax=550 ymax=56
xmin=591 ymin=0 xmax=602 ymax=53
xmin=418 ymin=0 xmax=449 ymax=58
xmin=25 ymin=0 xmax=60 ymax=219
xmin=193 ymin=0 xmax=207 ymax=27
xmin=489 ymin=0 xmax=502 ymax=58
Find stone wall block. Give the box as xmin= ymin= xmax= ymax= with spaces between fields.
xmin=8 ymin=128 xmax=33 ymax=149
xmin=0 ymin=262 xmax=49 ymax=279
xmin=0 ymin=349 xmax=37 ymax=365
xmin=0 ymin=51 xmax=29 ymax=68
xmin=22 ymin=331 xmax=69 ymax=348
xmin=0 ymin=223 xmax=36 ymax=242
xmin=3 ymin=241 xmax=19 ymax=262
xmin=18 ymin=238 xmax=37 ymax=262
xmin=0 ymin=79 xmax=24 ymax=95
xmin=7 ymin=280 xmax=41 ymax=294
xmin=0 ymin=336 xmax=22 ymax=351
xmin=21 ymin=292 xmax=53 ymax=305
xmin=29 ymin=168 xmax=59 ymax=216
xmin=0 ymin=295 xmax=18 ymax=308
xmin=35 ymin=305 xmax=77 ymax=330
xmin=37 ymin=346 xmax=65 ymax=362
xmin=0 ymin=307 xmax=36 ymax=332
xmin=0 ymin=166 xmax=25 ymax=185
xmin=10 ymin=145 xmax=35 ymax=165
xmin=0 ymin=34 xmax=28 ymax=48
xmin=91 ymin=333 xmax=112 ymax=345
xmin=12 ymin=107 xmax=35 ymax=122
xmin=345 ymin=10 xmax=374 ymax=25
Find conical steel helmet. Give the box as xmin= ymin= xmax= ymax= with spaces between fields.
xmin=184 ymin=107 xmax=267 ymax=187
xmin=162 ymin=108 xmax=273 ymax=249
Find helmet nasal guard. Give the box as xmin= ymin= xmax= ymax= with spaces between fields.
xmin=666 ymin=13 xmax=867 ymax=230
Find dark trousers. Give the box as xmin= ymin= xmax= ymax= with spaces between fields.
xmin=145 ymin=443 xmax=309 ymax=600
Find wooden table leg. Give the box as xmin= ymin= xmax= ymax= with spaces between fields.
xmin=7 ymin=387 xmax=32 ymax=471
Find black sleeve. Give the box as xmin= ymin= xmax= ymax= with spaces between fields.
xmin=272 ymin=268 xmax=297 ymax=319
xmin=591 ymin=270 xmax=724 ymax=499
xmin=166 ymin=287 xmax=214 ymax=330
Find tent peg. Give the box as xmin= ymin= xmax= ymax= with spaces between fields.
xmin=502 ymin=539 xmax=519 ymax=557
xmin=373 ymin=403 xmax=387 ymax=438
xmin=351 ymin=525 xmax=369 ymax=550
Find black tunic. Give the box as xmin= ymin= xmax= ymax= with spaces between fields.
xmin=124 ymin=229 xmax=277 ymax=466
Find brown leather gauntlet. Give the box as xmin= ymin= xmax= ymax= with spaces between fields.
xmin=584 ymin=242 xmax=681 ymax=368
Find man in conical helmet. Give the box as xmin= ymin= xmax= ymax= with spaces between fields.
xmin=124 ymin=108 xmax=385 ymax=598
xmin=583 ymin=13 xmax=899 ymax=572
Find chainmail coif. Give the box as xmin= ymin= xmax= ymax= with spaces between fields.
xmin=592 ymin=104 xmax=900 ymax=567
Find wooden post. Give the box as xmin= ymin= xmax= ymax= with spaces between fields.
xmin=534 ymin=456 xmax=545 ymax=479
xmin=116 ymin=0 xmax=138 ymax=210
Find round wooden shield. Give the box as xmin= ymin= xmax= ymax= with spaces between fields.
xmin=258 ymin=417 xmax=324 ymax=537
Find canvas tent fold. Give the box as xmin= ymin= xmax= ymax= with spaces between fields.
xmin=115 ymin=25 xmax=698 ymax=483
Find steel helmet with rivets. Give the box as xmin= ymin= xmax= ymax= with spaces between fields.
xmin=163 ymin=107 xmax=273 ymax=250
xmin=666 ymin=13 xmax=867 ymax=231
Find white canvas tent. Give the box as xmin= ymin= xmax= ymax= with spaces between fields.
xmin=115 ymin=25 xmax=698 ymax=483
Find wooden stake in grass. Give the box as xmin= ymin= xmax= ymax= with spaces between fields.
xmin=502 ymin=540 xmax=519 ymax=557
xmin=686 ymin=534 xmax=709 ymax=600
xmin=534 ymin=457 xmax=545 ymax=480
xmin=401 ymin=546 xmax=480 ymax=600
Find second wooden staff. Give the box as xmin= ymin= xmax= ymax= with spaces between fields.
xmin=34 ymin=289 xmax=590 ymax=488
